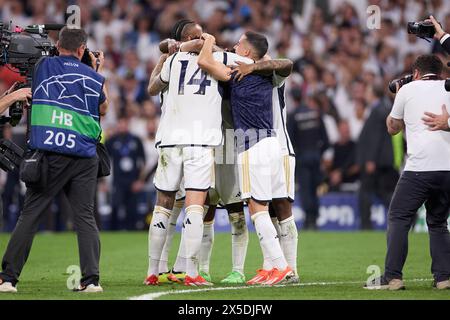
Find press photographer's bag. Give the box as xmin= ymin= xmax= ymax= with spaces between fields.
xmin=19 ymin=150 xmax=48 ymax=188
xmin=96 ymin=142 xmax=111 ymax=178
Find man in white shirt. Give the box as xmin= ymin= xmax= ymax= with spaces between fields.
xmin=367 ymin=55 xmax=450 ymax=291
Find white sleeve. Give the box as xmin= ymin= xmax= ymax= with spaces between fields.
xmin=273 ymin=72 xmax=287 ymax=88
xmin=212 ymin=51 xmax=225 ymax=63
xmin=390 ymin=87 xmax=406 ymax=120
xmin=440 ymin=33 xmax=450 ymax=45
xmin=225 ymin=52 xmax=254 ymax=65
xmin=159 ymin=56 xmax=172 ymax=83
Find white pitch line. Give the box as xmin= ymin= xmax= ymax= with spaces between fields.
xmin=128 ymin=278 xmax=433 ymax=300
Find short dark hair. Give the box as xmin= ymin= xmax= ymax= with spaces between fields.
xmin=244 ymin=31 xmax=268 ymax=60
xmin=58 ymin=27 xmax=87 ymax=52
xmin=412 ymin=54 xmax=443 ymax=76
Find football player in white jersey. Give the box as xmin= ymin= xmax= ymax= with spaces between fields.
xmin=144 ymin=67 xmax=187 ymax=283
xmin=147 ymin=22 xmax=232 ymax=287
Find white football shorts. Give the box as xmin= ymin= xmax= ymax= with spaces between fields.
xmin=154 ymin=146 xmax=214 ymax=192
xmin=237 ymin=137 xmax=287 ymax=202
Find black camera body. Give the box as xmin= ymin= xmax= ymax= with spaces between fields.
xmin=0 ymin=21 xmax=60 ymax=127
xmin=408 ymin=21 xmax=438 ymax=39
xmin=0 ymin=22 xmax=63 ymax=172
xmin=81 ymin=48 xmax=100 ymax=68
xmin=0 ymin=139 xmax=24 ymax=172
xmin=388 ymin=74 xmax=414 ymax=94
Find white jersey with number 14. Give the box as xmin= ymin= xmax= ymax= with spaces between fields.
xmin=158 ymin=51 xmax=225 ymax=147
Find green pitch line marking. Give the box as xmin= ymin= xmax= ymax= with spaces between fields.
xmin=129 ymin=278 xmax=433 ymax=300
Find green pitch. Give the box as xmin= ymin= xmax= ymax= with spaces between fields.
xmin=0 ymin=231 xmax=447 ymax=300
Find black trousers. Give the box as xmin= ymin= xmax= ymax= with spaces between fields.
xmin=358 ymin=168 xmax=399 ymax=230
xmin=110 ymin=184 xmax=138 ymax=230
xmin=385 ymin=171 xmax=450 ymax=282
xmin=297 ymin=152 xmax=321 ymax=229
xmin=0 ymin=153 xmax=100 ymax=286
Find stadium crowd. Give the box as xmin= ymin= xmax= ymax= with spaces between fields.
xmin=0 ymin=0 xmax=449 ymax=231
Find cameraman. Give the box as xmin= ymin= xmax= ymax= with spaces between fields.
xmin=368 ymin=55 xmax=450 ymax=290
xmin=0 ymin=27 xmax=108 ymax=293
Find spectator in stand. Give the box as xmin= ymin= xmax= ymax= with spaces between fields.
xmin=326 ymin=120 xmax=359 ymax=192
xmin=106 ymin=114 xmax=146 ymax=230
xmin=357 ymin=85 xmax=402 ymax=230
xmin=288 ymin=90 xmax=329 ymax=230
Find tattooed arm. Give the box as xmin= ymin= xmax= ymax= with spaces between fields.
xmin=231 ymin=58 xmax=293 ymax=81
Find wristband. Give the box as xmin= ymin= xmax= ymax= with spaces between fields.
xmin=440 ymin=33 xmax=450 ymax=44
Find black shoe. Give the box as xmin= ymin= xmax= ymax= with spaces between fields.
xmin=364 ymin=276 xmax=405 ymax=290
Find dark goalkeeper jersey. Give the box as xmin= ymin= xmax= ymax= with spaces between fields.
xmin=229 ymin=73 xmax=275 ymax=152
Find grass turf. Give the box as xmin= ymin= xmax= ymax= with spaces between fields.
xmin=0 ymin=231 xmax=447 ymax=300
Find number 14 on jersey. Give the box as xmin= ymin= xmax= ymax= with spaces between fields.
xmin=178 ymin=60 xmax=211 ymax=95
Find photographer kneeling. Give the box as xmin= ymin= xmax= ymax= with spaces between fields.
xmin=0 ymin=27 xmax=108 ymax=293
xmin=367 ymin=55 xmax=450 ymax=290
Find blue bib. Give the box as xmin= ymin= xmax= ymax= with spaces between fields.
xmin=29 ymin=55 xmax=105 ymax=158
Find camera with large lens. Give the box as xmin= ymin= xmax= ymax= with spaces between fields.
xmin=0 ymin=21 xmax=63 ymax=171
xmin=408 ymin=20 xmax=441 ymax=39
xmin=0 ymin=21 xmax=62 ymax=126
xmin=388 ymin=74 xmax=414 ymax=94
xmin=81 ymin=48 xmax=101 ymax=70
xmin=0 ymin=139 xmax=25 ymax=172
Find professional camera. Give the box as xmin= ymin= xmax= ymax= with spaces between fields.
xmin=0 ymin=21 xmax=63 ymax=172
xmin=388 ymin=74 xmax=413 ymax=94
xmin=408 ymin=20 xmax=441 ymax=39
xmin=81 ymin=48 xmax=101 ymax=70
xmin=0 ymin=139 xmax=24 ymax=172
xmin=0 ymin=21 xmax=62 ymax=126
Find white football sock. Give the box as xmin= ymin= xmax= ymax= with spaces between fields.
xmin=260 ymin=217 xmax=281 ymax=271
xmin=252 ymin=211 xmax=288 ymax=271
xmin=159 ymin=200 xmax=184 ymax=274
xmin=183 ymin=205 xmax=204 ymax=278
xmin=229 ymin=212 xmax=248 ymax=275
xmin=173 ymin=224 xmax=187 ymax=273
xmin=271 ymin=217 xmax=281 ymax=238
xmin=199 ymin=220 xmax=214 ymax=274
xmin=279 ymin=216 xmax=299 ymax=276
xmin=148 ymin=206 xmax=171 ymax=276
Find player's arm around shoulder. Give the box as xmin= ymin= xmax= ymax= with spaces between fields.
xmin=197 ymin=33 xmax=231 ymax=82
xmin=148 ymin=53 xmax=170 ymax=96
xmin=231 ymin=55 xmax=293 ymax=82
